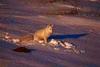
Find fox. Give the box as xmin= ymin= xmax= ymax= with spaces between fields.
xmin=19 ymin=24 xmax=53 ymax=44
xmin=34 ymin=24 xmax=53 ymax=43
xmin=1 ymin=24 xmax=53 ymax=44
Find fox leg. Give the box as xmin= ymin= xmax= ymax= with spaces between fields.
xmin=44 ymin=37 xmax=47 ymax=43
xmin=34 ymin=37 xmax=38 ymax=42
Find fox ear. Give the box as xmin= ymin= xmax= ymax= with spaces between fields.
xmin=47 ymin=24 xmax=53 ymax=27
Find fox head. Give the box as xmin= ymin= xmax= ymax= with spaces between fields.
xmin=46 ymin=24 xmax=53 ymax=34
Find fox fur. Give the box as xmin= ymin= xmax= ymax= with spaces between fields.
xmin=34 ymin=24 xmax=53 ymax=43
xmin=1 ymin=24 xmax=53 ymax=44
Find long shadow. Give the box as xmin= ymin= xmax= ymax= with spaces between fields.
xmin=49 ymin=33 xmax=88 ymax=40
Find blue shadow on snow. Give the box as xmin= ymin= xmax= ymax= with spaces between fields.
xmin=49 ymin=33 xmax=88 ymax=40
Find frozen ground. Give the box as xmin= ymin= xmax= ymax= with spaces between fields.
xmin=0 ymin=0 xmax=100 ymax=67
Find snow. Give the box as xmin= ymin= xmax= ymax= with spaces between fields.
xmin=0 ymin=0 xmax=100 ymax=67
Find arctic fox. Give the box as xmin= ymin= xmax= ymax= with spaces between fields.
xmin=19 ymin=24 xmax=53 ymax=44
xmin=34 ymin=24 xmax=53 ymax=43
xmin=1 ymin=24 xmax=53 ymax=44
